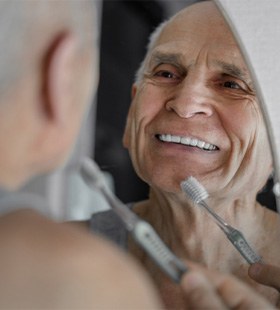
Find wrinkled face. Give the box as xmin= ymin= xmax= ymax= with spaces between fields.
xmin=123 ymin=2 xmax=272 ymax=198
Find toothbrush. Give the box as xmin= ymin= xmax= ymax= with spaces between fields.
xmin=80 ymin=157 xmax=187 ymax=283
xmin=180 ymin=176 xmax=262 ymax=264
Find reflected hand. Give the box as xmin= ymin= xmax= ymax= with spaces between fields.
xmin=249 ymin=263 xmax=280 ymax=291
xmin=249 ymin=263 xmax=280 ymax=307
xmin=181 ymin=268 xmax=275 ymax=309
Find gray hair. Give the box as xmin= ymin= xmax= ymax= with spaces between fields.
xmin=134 ymin=1 xmax=208 ymax=85
xmin=0 ymin=0 xmax=98 ymax=98
xmin=134 ymin=19 xmax=169 ymax=85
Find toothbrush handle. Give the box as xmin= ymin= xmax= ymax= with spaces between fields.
xmin=132 ymin=221 xmax=187 ymax=283
xmin=99 ymin=183 xmax=187 ymax=282
xmin=226 ymin=228 xmax=262 ymax=264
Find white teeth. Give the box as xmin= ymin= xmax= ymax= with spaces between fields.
xmin=190 ymin=139 xmax=198 ymax=146
xmin=158 ymin=134 xmax=218 ymax=151
xmin=197 ymin=141 xmax=205 ymax=148
xmin=165 ymin=134 xmax=171 ymax=142
xmin=181 ymin=137 xmax=191 ymax=145
xmin=171 ymin=136 xmax=180 ymax=143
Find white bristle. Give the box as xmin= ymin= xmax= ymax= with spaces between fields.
xmin=180 ymin=176 xmax=209 ymax=204
xmin=80 ymin=157 xmax=107 ymax=190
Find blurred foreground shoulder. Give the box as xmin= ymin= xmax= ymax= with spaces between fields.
xmin=0 ymin=209 xmax=162 ymax=309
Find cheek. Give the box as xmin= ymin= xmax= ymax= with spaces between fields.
xmin=218 ymin=103 xmax=259 ymax=175
xmin=127 ymin=86 xmax=166 ymax=182
xmin=224 ymin=102 xmax=272 ymax=188
xmin=132 ymin=85 xmax=167 ymax=134
xmin=135 ymin=85 xmax=164 ymax=113
xmin=220 ymin=100 xmax=258 ymax=145
xmin=253 ymin=119 xmax=272 ymax=165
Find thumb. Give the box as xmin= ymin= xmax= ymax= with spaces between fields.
xmin=249 ymin=263 xmax=280 ymax=291
xmin=181 ymin=270 xmax=227 ymax=310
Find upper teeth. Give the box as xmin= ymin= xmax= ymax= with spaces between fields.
xmin=158 ymin=134 xmax=218 ymax=151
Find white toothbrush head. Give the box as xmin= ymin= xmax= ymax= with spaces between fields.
xmin=180 ymin=176 xmax=209 ymax=204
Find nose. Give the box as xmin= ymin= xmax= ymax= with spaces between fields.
xmin=165 ymin=75 xmax=214 ymax=119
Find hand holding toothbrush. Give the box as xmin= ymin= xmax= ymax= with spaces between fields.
xmin=180 ymin=263 xmax=278 ymax=309
xmin=249 ymin=262 xmax=280 ymax=307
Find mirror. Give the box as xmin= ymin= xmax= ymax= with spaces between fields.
xmin=1 ymin=1 xmax=278 ymax=219
xmin=94 ymin=0 xmax=279 ymax=215
xmin=215 ymin=0 xmax=280 ymax=213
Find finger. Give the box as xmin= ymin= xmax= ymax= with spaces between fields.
xmin=249 ymin=263 xmax=280 ymax=291
xmin=216 ymin=274 xmax=275 ymax=310
xmin=181 ymin=271 xmax=227 ymax=310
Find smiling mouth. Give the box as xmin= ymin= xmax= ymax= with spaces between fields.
xmin=156 ymin=134 xmax=219 ymax=151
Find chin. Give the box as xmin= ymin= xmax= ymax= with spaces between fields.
xmin=145 ymin=172 xmax=183 ymax=194
xmin=134 ymin=161 xmax=194 ymax=194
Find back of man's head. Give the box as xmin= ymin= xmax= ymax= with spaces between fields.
xmin=0 ymin=1 xmax=98 ymax=189
xmin=0 ymin=1 xmax=98 ymax=96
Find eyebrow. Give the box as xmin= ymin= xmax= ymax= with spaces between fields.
xmin=149 ymin=51 xmax=184 ymax=69
xmin=214 ymin=60 xmax=253 ymax=87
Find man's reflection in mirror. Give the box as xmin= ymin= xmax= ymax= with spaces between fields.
xmin=91 ymin=1 xmax=280 ymax=308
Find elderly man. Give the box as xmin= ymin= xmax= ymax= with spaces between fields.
xmin=0 ymin=1 xmax=161 ymax=308
xmin=90 ymin=1 xmax=280 ymax=308
xmin=123 ymin=0 xmax=280 ymax=306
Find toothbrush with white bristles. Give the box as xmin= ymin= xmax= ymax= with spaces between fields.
xmin=180 ymin=176 xmax=262 ymax=264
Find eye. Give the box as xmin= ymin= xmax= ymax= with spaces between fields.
xmin=149 ymin=63 xmax=184 ymax=84
xmin=216 ymin=76 xmax=255 ymax=97
xmin=223 ymin=81 xmax=241 ymax=89
xmin=154 ymin=70 xmax=179 ymax=80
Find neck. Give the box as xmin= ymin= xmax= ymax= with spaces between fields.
xmin=133 ymin=187 xmax=263 ymax=267
xmin=130 ymin=188 xmax=280 ymax=308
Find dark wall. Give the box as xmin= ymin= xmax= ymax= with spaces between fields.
xmin=95 ymin=1 xmax=165 ymax=203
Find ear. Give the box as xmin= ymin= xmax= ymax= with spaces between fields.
xmin=131 ymin=83 xmax=138 ymax=100
xmin=122 ymin=84 xmax=138 ymax=149
xmin=43 ymin=34 xmax=77 ymax=125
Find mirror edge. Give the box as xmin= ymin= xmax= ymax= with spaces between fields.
xmin=214 ymin=0 xmax=280 ymax=213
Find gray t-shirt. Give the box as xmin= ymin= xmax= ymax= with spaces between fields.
xmin=89 ymin=209 xmax=128 ymax=249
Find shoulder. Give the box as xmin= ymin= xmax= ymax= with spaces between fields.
xmin=0 ymin=209 xmax=161 ymax=309
xmin=0 ymin=208 xmax=127 ymax=271
xmin=0 ymin=209 xmax=109 ymax=280
xmin=0 ymin=209 xmax=100 ymax=259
